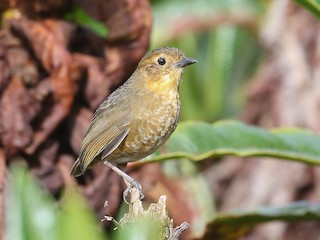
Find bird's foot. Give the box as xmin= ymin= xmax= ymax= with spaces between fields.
xmin=103 ymin=160 xmax=144 ymax=203
xmin=123 ymin=179 xmax=144 ymax=204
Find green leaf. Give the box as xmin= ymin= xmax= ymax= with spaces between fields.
xmin=115 ymin=216 xmax=163 ymax=240
xmin=202 ymin=26 xmax=237 ymax=120
xmin=203 ymin=201 xmax=320 ymax=240
xmin=58 ymin=191 xmax=108 ymax=240
xmin=5 ymin=164 xmax=57 ymax=240
xmin=5 ymin=164 xmax=108 ymax=240
xmin=65 ymin=6 xmax=108 ymax=38
xmin=141 ymin=120 xmax=320 ymax=165
xmin=294 ymin=0 xmax=320 ymax=18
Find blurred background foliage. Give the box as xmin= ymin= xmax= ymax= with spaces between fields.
xmin=151 ymin=0 xmax=266 ymax=121
xmin=3 ymin=0 xmax=320 ymax=239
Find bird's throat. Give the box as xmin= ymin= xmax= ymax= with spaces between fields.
xmin=145 ymin=71 xmax=181 ymax=94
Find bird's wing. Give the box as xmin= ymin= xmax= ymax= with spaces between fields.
xmin=78 ymin=110 xmax=131 ymax=171
xmin=77 ymin=87 xmax=132 ymax=172
xmin=101 ymin=127 xmax=129 ymax=160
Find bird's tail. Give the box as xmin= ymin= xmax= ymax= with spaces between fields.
xmin=70 ymin=158 xmax=84 ymax=177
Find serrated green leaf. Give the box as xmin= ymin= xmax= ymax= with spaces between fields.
xmin=202 ymin=201 xmax=320 ymax=240
xmin=140 ymin=120 xmax=320 ymax=165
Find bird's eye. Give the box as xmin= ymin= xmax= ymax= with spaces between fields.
xmin=157 ymin=57 xmax=166 ymax=65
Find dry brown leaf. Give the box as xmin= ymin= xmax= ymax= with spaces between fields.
xmin=0 ymin=149 xmax=5 ymax=240
xmin=0 ymin=35 xmax=9 ymax=92
xmin=32 ymin=140 xmax=63 ymax=194
xmin=10 ymin=19 xmax=75 ymax=73
xmin=9 ymin=19 xmax=81 ymax=153
xmin=0 ymin=77 xmax=39 ymax=157
xmin=84 ymin=167 xmax=122 ymax=219
xmin=69 ymin=106 xmax=92 ymax=154
xmin=73 ymin=54 xmax=108 ymax=109
xmin=9 ymin=0 xmax=71 ymax=17
xmin=25 ymin=63 xmax=80 ymax=154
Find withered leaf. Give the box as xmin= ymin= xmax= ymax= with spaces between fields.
xmin=69 ymin=107 xmax=92 ymax=155
xmin=10 ymin=19 xmax=75 ymax=73
xmin=32 ymin=140 xmax=62 ymax=194
xmin=0 ymin=36 xmax=9 ymax=93
xmin=26 ymin=64 xmax=80 ymax=154
xmin=0 ymin=77 xmax=39 ymax=157
xmin=73 ymin=53 xmax=108 ymax=109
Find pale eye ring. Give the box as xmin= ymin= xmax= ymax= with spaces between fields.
xmin=157 ymin=57 xmax=166 ymax=65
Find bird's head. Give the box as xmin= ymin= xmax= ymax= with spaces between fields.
xmin=135 ymin=47 xmax=197 ymax=92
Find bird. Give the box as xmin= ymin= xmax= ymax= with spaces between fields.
xmin=71 ymin=47 xmax=197 ymax=200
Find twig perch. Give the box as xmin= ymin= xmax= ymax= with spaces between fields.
xmin=104 ymin=187 xmax=189 ymax=240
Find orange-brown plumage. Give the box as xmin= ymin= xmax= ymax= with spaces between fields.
xmin=71 ymin=47 xmax=197 ymax=180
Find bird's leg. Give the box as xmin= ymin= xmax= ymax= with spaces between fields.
xmin=103 ymin=161 xmax=144 ymax=203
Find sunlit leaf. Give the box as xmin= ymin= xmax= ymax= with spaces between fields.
xmin=203 ymin=201 xmax=320 ymax=240
xmin=140 ymin=120 xmax=320 ymax=165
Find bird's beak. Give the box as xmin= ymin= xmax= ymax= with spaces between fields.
xmin=175 ymin=57 xmax=198 ymax=68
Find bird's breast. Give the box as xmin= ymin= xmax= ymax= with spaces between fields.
xmin=110 ymin=90 xmax=180 ymax=163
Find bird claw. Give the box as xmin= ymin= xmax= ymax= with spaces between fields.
xmin=123 ymin=180 xmax=144 ymax=204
